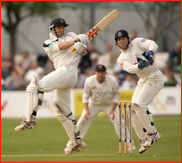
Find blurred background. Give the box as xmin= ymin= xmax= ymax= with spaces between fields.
xmin=1 ymin=1 xmax=181 ymax=117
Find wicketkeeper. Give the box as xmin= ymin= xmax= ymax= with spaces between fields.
xmin=115 ymin=30 xmax=164 ymax=154
xmin=15 ymin=17 xmax=90 ymax=155
xmin=64 ymin=64 xmax=136 ymax=152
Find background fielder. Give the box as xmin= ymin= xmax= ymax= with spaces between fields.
xmin=65 ymin=64 xmax=136 ymax=152
xmin=115 ymin=30 xmax=164 ymax=154
xmin=15 ymin=17 xmax=90 ymax=155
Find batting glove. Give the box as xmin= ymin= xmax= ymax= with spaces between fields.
xmin=74 ymin=42 xmax=84 ymax=54
xmin=142 ymin=50 xmax=154 ymax=65
xmin=137 ymin=57 xmax=151 ymax=69
xmin=75 ymin=34 xmax=89 ymax=45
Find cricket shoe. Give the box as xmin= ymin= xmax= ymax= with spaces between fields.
xmin=143 ymin=132 xmax=161 ymax=148
xmin=139 ymin=139 xmax=149 ymax=154
xmin=65 ymin=138 xmax=87 ymax=155
xmin=15 ymin=119 xmax=37 ymax=132
xmin=64 ymin=140 xmax=73 ymax=152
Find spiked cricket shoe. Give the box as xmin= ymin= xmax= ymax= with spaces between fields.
xmin=65 ymin=139 xmax=87 ymax=155
xmin=64 ymin=140 xmax=73 ymax=152
xmin=139 ymin=139 xmax=149 ymax=154
xmin=15 ymin=119 xmax=37 ymax=132
xmin=143 ymin=132 xmax=161 ymax=147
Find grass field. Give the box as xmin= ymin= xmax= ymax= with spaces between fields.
xmin=1 ymin=116 xmax=181 ymax=162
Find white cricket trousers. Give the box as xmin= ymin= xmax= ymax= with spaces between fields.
xmin=131 ymin=70 xmax=164 ymax=139
xmin=37 ymin=65 xmax=77 ymax=116
xmin=36 ymin=65 xmax=80 ymax=146
xmin=77 ymin=103 xmax=130 ymax=142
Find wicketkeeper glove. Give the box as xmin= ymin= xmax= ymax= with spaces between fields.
xmin=142 ymin=50 xmax=154 ymax=65
xmin=137 ymin=57 xmax=151 ymax=69
xmin=75 ymin=34 xmax=89 ymax=45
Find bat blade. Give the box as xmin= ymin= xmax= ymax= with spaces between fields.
xmin=87 ymin=9 xmax=120 ymax=40
xmin=72 ymin=9 xmax=120 ymax=52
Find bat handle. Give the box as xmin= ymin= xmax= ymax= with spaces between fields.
xmin=71 ymin=48 xmax=76 ymax=52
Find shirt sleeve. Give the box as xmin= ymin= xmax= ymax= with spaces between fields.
xmin=136 ymin=37 xmax=158 ymax=53
xmin=43 ymin=39 xmax=61 ymax=54
xmin=112 ymin=79 xmax=121 ymax=103
xmin=49 ymin=41 xmax=62 ymax=54
xmin=82 ymin=78 xmax=92 ymax=103
xmin=117 ymin=56 xmax=139 ymax=74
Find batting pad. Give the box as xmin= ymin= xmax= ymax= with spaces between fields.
xmin=132 ymin=103 xmax=156 ymax=134
xmin=146 ymin=110 xmax=157 ymax=132
xmin=57 ymin=113 xmax=80 ymax=146
xmin=25 ymin=76 xmax=43 ymax=122
xmin=131 ymin=110 xmax=148 ymax=140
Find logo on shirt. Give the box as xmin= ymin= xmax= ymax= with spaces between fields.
xmin=141 ymin=38 xmax=147 ymax=42
xmin=96 ymin=91 xmax=109 ymax=97
xmin=48 ymin=43 xmax=53 ymax=48
xmin=91 ymin=86 xmax=97 ymax=90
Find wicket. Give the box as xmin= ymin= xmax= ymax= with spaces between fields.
xmin=119 ymin=101 xmax=132 ymax=154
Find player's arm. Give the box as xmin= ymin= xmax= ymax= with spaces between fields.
xmin=137 ymin=37 xmax=158 ymax=53
xmin=109 ymin=102 xmax=118 ymax=120
xmin=111 ymin=103 xmax=118 ymax=112
xmin=82 ymin=80 xmax=91 ymax=103
xmin=83 ymin=103 xmax=89 ymax=111
xmin=58 ymin=33 xmax=88 ymax=51
xmin=43 ymin=40 xmax=74 ymax=54
xmin=110 ymin=79 xmax=121 ymax=120
xmin=83 ymin=103 xmax=90 ymax=116
xmin=112 ymin=78 xmax=121 ymax=103
xmin=82 ymin=78 xmax=92 ymax=119
xmin=58 ymin=41 xmax=87 ymax=55
xmin=83 ymin=103 xmax=90 ymax=120
xmin=58 ymin=40 xmax=74 ymax=50
xmin=137 ymin=38 xmax=158 ymax=65
xmin=117 ymin=57 xmax=138 ymax=73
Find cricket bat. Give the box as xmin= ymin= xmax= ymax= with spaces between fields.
xmin=72 ymin=9 xmax=120 ymax=52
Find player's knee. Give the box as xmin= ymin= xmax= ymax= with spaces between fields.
xmin=26 ymin=83 xmax=37 ymax=93
xmin=26 ymin=84 xmax=44 ymax=102
xmin=132 ymin=102 xmax=148 ymax=112
xmin=26 ymin=76 xmax=44 ymax=106
xmin=130 ymin=109 xmax=139 ymax=123
xmin=26 ymin=76 xmax=39 ymax=93
xmin=132 ymin=102 xmax=141 ymax=111
xmin=130 ymin=109 xmax=136 ymax=117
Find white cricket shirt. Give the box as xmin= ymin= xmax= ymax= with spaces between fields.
xmin=82 ymin=74 xmax=121 ymax=106
xmin=117 ymin=37 xmax=159 ymax=79
xmin=43 ymin=32 xmax=80 ymax=69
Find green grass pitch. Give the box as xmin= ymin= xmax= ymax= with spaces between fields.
xmin=1 ymin=116 xmax=181 ymax=162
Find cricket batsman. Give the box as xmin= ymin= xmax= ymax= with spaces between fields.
xmin=15 ymin=17 xmax=89 ymax=155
